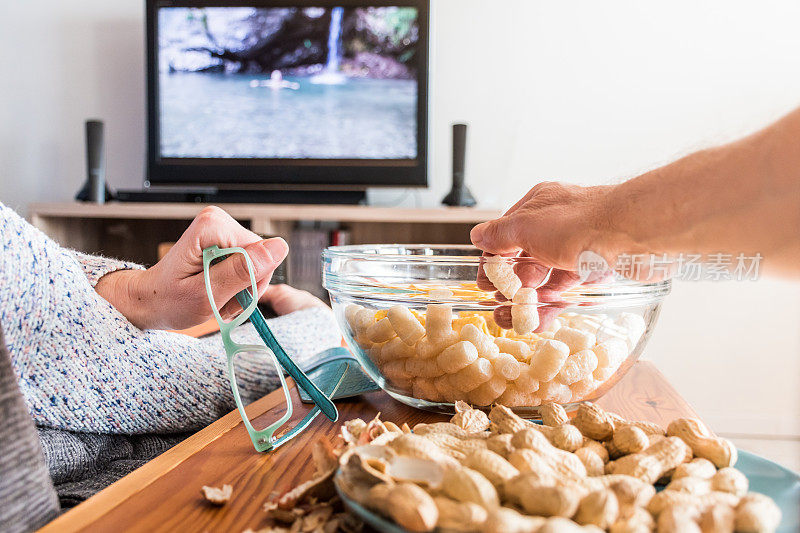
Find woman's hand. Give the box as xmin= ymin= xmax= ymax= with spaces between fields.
xmin=261 ymin=283 xmax=328 ymax=316
xmin=96 ymin=206 xmax=291 ymax=330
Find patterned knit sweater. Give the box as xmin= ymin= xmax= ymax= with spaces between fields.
xmin=0 ymin=202 xmax=342 ymax=434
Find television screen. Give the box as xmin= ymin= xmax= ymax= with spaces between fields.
xmin=156 ymin=5 xmax=420 ymax=162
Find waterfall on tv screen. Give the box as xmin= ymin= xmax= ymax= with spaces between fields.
xmin=311 ymin=7 xmax=346 ymax=85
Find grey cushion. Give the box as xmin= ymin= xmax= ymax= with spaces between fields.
xmin=0 ymin=325 xmax=60 ymax=532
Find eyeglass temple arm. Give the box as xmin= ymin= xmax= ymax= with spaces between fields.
xmin=235 ymin=289 xmax=339 ymax=422
xmin=262 ymin=360 xmax=349 ymax=451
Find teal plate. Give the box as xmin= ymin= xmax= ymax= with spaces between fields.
xmin=335 ymin=450 xmax=800 ymax=533
xmin=735 ymin=450 xmax=800 ymax=533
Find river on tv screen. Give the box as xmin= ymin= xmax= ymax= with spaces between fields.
xmin=158 ymin=6 xmax=419 ymax=160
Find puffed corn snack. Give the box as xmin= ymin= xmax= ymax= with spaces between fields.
xmin=345 ymin=299 xmax=646 ymax=408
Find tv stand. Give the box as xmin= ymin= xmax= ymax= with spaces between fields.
xmin=28 ymin=202 xmax=502 ymax=266
xmin=115 ymin=189 xmax=366 ymax=205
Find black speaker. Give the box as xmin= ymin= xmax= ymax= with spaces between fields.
xmin=441 ymin=123 xmax=476 ymax=207
xmin=75 ymin=119 xmax=114 ymax=203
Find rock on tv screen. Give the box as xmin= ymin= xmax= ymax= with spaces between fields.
xmin=157 ymin=6 xmax=419 ymax=160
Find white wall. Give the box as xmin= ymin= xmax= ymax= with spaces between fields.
xmin=0 ymin=1 xmax=145 ymax=213
xmin=1 ymin=1 xmax=799 ymax=435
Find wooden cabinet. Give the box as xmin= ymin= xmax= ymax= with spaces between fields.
xmin=29 ymin=202 xmax=502 ymax=266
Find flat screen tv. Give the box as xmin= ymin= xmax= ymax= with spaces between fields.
xmin=146 ymin=0 xmax=428 ymax=190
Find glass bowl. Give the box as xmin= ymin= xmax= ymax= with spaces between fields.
xmin=322 ymin=244 xmax=670 ymax=416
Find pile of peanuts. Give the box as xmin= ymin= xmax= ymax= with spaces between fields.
xmin=344 ymin=297 xmax=646 ymax=407
xmin=330 ymin=402 xmax=782 ymax=533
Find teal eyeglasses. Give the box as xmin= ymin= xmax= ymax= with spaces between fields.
xmin=202 ymin=245 xmax=347 ymax=452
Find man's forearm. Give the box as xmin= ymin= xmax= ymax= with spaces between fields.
xmin=606 ymin=107 xmax=800 ymax=272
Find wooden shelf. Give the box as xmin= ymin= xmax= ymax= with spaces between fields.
xmin=28 ymin=202 xmax=502 ymax=266
xmin=29 ymin=202 xmax=501 ymax=224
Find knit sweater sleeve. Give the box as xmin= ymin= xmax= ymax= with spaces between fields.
xmin=70 ymin=251 xmax=145 ymax=287
xmin=0 ymin=203 xmax=342 ymax=434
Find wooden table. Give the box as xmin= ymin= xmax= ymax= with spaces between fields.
xmin=41 ymin=361 xmax=698 ymax=533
